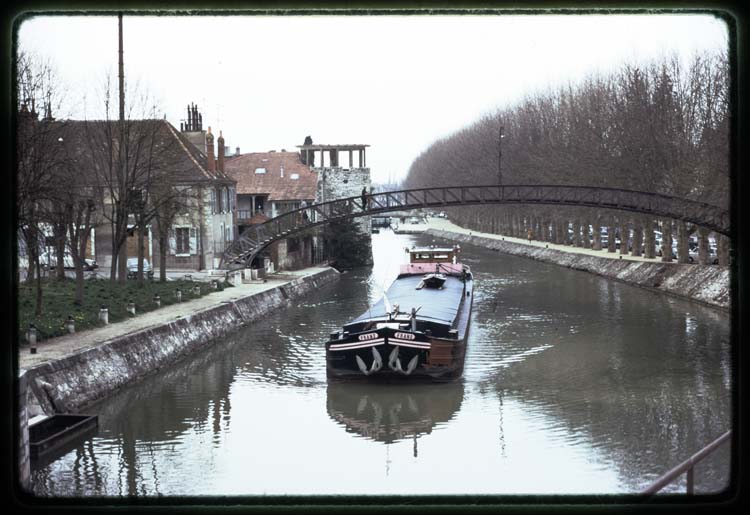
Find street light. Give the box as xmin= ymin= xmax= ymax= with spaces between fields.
xmin=498 ymin=123 xmax=505 ymax=186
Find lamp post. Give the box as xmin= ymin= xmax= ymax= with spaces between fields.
xmin=498 ymin=122 xmax=505 ymax=186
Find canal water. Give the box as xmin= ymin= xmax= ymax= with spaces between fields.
xmin=30 ymin=229 xmax=732 ymax=498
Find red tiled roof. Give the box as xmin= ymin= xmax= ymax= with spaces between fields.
xmin=224 ymin=151 xmax=317 ymax=201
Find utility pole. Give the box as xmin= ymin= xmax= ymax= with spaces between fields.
xmin=497 ymin=120 xmax=504 ymax=186
xmin=116 ymin=12 xmax=127 ymax=282
xmin=118 ymin=13 xmax=125 ymax=121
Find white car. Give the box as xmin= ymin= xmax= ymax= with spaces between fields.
xmin=127 ymin=258 xmax=154 ymax=279
xmin=40 ymin=250 xmax=75 ymax=269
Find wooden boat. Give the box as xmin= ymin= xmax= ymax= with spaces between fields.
xmin=29 ymin=414 xmax=98 ymax=465
xmin=325 ymin=245 xmax=473 ymax=381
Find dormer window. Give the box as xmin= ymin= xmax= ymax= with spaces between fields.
xmin=255 ymin=167 xmax=267 ymax=174
xmin=290 ymin=173 xmax=299 ymax=180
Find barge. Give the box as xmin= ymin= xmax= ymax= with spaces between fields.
xmin=325 ymin=245 xmax=473 ymax=381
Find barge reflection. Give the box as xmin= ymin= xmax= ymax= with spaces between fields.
xmin=326 ymin=381 xmax=465 ymax=444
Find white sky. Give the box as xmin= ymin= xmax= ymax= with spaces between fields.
xmin=17 ymin=12 xmax=729 ymax=184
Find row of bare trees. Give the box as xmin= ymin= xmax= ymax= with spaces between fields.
xmin=16 ymin=51 xmax=197 ymax=314
xmin=403 ymin=51 xmax=730 ymax=264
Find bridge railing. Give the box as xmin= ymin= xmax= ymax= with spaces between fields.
xmin=221 ymin=184 xmax=729 ymax=269
xmin=640 ymin=430 xmax=731 ymax=496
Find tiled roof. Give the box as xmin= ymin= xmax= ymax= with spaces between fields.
xmin=224 ymin=151 xmax=317 ymax=201
xmin=49 ymin=119 xmax=234 ymax=186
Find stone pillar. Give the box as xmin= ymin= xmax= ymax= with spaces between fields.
xmin=349 ymin=149 xmax=353 ymax=168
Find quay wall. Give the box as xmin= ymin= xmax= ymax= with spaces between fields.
xmin=21 ymin=268 xmax=340 ymax=418
xmin=428 ymin=229 xmax=730 ymax=311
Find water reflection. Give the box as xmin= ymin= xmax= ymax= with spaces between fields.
xmin=326 ymin=382 xmax=465 ymax=445
xmin=29 ymin=229 xmax=731 ymax=497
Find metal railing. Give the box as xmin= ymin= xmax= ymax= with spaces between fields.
xmin=640 ymin=430 xmax=731 ymax=495
xmin=221 ymin=184 xmax=730 ymax=270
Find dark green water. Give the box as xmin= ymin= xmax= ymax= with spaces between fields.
xmin=30 ymin=229 xmax=732 ymax=497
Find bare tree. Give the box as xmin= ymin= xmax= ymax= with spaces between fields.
xmin=15 ymin=50 xmax=68 ymax=314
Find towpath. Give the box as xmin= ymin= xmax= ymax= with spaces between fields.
xmin=426 ymin=218 xmax=671 ymax=263
xmin=19 ymin=266 xmax=332 ymax=371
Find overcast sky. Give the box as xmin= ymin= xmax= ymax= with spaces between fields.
xmin=17 ymin=12 xmax=728 ymax=184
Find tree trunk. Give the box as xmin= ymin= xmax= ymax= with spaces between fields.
xmin=159 ymin=232 xmax=168 ymax=282
xmin=137 ymin=226 xmax=145 ymax=283
xmin=592 ymin=216 xmax=602 ymax=250
xmin=661 ymin=220 xmax=673 ymax=262
xmin=697 ymin=227 xmax=710 ymax=265
xmin=631 ymin=218 xmax=643 ymax=257
xmin=55 ymin=224 xmax=66 ymax=280
xmin=676 ymin=221 xmax=690 ymax=264
xmin=35 ymin=257 xmax=43 ymax=317
xmin=581 ymin=218 xmax=591 ymax=249
xmin=619 ymin=219 xmax=629 ymax=256
xmin=118 ymin=238 xmax=128 ymax=283
xmin=717 ymin=234 xmax=729 ymax=266
xmin=643 ymin=219 xmax=656 ymax=259
xmin=607 ymin=216 xmax=616 ymax=253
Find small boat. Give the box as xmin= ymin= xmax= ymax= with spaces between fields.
xmin=29 ymin=414 xmax=99 ymax=465
xmin=325 ymin=244 xmax=473 ymax=381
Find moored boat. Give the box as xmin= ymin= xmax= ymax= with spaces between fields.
xmin=325 ymin=244 xmax=473 ymax=381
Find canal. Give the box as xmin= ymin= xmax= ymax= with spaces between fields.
xmin=30 ymin=229 xmax=732 ymax=497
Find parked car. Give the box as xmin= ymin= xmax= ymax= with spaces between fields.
xmin=40 ymin=250 xmax=74 ymax=270
xmin=127 ymin=257 xmax=154 ymax=279
xmin=84 ymin=258 xmax=98 ymax=271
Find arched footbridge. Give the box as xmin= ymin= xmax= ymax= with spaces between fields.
xmin=220 ymin=184 xmax=729 ymax=270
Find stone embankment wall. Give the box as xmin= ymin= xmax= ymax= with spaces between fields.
xmin=428 ymin=229 xmax=730 ymax=311
xmin=22 ymin=268 xmax=340 ymax=417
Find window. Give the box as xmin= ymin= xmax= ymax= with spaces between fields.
xmin=255 ymin=167 xmax=266 ymax=174
xmin=210 ymin=189 xmax=217 ymax=214
xmin=222 ymin=188 xmax=228 ymax=213
xmin=290 ymin=173 xmax=299 ymax=180
xmin=216 ymin=187 xmax=223 ymax=213
xmin=176 ymin=228 xmax=190 ymax=254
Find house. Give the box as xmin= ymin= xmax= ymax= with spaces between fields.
xmin=224 ymin=150 xmax=319 ymax=270
xmin=17 ymin=105 xmax=236 ymax=275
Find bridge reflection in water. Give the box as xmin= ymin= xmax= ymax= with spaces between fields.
xmin=326 ymin=382 xmax=465 ymax=447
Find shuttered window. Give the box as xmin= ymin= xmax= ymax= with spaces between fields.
xmin=176 ymin=227 xmax=190 ymax=255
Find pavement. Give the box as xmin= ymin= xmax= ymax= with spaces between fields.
xmin=18 ymin=266 xmax=332 ymax=371
xmin=426 ymin=217 xmax=677 ymax=264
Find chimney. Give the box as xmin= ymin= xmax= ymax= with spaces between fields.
xmin=235 ymin=146 xmax=240 ymax=156
xmin=206 ymin=126 xmax=216 ymax=172
xmin=217 ymin=130 xmax=225 ymax=173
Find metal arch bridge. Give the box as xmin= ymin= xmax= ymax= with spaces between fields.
xmin=220 ymin=184 xmax=729 ymax=270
